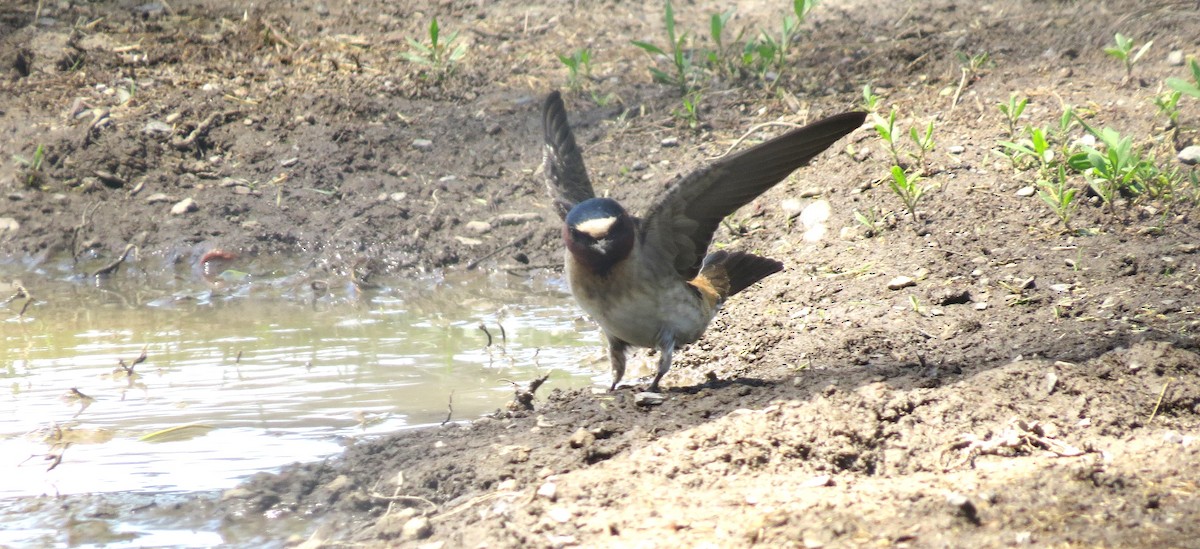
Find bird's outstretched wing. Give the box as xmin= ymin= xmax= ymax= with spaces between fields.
xmin=542 ymin=91 xmax=595 ymax=220
xmin=639 ymin=111 xmax=867 ymax=279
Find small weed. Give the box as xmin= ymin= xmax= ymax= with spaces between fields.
xmin=862 ymin=84 xmax=880 ymax=113
xmin=873 ymin=107 xmax=901 ymax=166
xmin=887 ymin=165 xmax=928 ymax=217
xmin=1166 ymin=57 xmax=1200 ymax=99
xmin=907 ymin=118 xmax=935 ymax=169
xmin=558 ymin=48 xmax=592 ymax=92
xmin=1153 ymin=90 xmax=1182 ymax=128
xmin=1104 ymin=33 xmax=1152 ymax=84
xmin=951 ymin=51 xmax=990 ymax=109
xmin=853 ymin=207 xmax=892 ymax=236
xmin=999 ymin=126 xmax=1054 ymax=174
xmin=1037 ymin=165 xmax=1079 ymax=229
xmin=704 ymin=9 xmax=741 ymax=78
xmin=632 ymin=0 xmax=693 ymax=95
xmin=12 ymin=144 xmax=46 ymax=188
xmin=674 ymin=89 xmax=703 ymax=130
xmin=998 ymin=93 xmax=1028 ymax=139
xmin=403 ymin=17 xmax=467 ymax=76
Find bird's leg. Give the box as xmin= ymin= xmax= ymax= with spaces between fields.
xmin=606 ymin=334 xmax=629 ymax=391
xmin=648 ymin=331 xmax=675 ymax=393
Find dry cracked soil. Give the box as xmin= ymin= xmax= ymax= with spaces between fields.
xmin=2 ymin=0 xmax=1200 ymax=547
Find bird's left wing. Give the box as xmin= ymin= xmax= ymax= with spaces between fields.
xmin=542 ymin=91 xmax=595 ymax=220
xmin=639 ymin=111 xmax=867 ymax=279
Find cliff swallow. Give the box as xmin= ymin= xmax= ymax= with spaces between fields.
xmin=543 ymin=91 xmax=865 ymax=392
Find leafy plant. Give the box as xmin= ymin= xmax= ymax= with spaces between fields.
xmin=632 ymin=0 xmax=693 ymax=95
xmin=951 ymin=51 xmax=990 ymax=109
xmin=887 ymin=165 xmax=928 ymax=217
xmin=873 ymin=107 xmax=901 ymax=166
xmin=1037 ymin=165 xmax=1079 ymax=229
xmin=674 ymin=90 xmax=703 ymax=130
xmin=13 ymin=144 xmax=45 ymax=188
xmin=1104 ymin=33 xmax=1152 ymax=83
xmin=403 ymin=17 xmax=467 ymax=75
xmin=998 ymin=93 xmax=1028 ymax=139
xmin=1154 ymin=90 xmax=1182 ymax=128
xmin=704 ymin=9 xmax=741 ymax=78
xmin=908 ymin=119 xmax=935 ymax=169
xmin=1067 ymin=125 xmax=1150 ymax=211
xmin=558 ymin=48 xmax=592 ymax=92
xmin=862 ymin=84 xmax=879 ymax=113
xmin=999 ymin=126 xmax=1054 ymax=174
xmin=853 ymin=207 xmax=892 ymax=236
xmin=1166 ymin=57 xmax=1200 ymax=99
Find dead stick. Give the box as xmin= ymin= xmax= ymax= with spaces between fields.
xmin=466 ymin=229 xmax=535 ymax=270
xmin=90 ymin=243 xmax=137 ymax=276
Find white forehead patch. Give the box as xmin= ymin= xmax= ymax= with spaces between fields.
xmin=574 ymin=216 xmax=617 ymax=238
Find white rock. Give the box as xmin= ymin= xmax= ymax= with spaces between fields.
xmin=537 ymin=481 xmax=557 ymax=500
xmin=635 ymin=392 xmax=665 ymax=406
xmin=887 ymin=276 xmax=915 ymax=290
xmin=400 ymin=516 xmax=432 ymax=540
xmin=465 ymin=220 xmax=492 ymax=234
xmin=1167 ymin=50 xmax=1185 ymax=66
xmin=1178 ymin=146 xmax=1200 ymax=165
xmin=660 ymin=136 xmax=679 ymax=147
xmin=1016 ymin=186 xmax=1036 ymax=197
xmin=948 ymin=145 xmax=965 ymax=154
xmin=0 ymin=217 xmax=18 ymax=235
xmin=170 ymin=197 xmax=197 ymax=215
xmin=780 ymin=198 xmax=803 ymax=219
xmin=411 ymin=138 xmax=433 ymax=151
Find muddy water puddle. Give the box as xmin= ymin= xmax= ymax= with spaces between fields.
xmin=0 ymin=260 xmax=600 ymax=545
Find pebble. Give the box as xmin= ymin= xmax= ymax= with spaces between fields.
xmin=948 ymin=145 xmax=965 ymax=154
xmin=280 ymin=157 xmax=299 ymax=167
xmin=887 ymin=276 xmax=916 ymax=290
xmin=635 ymin=392 xmax=665 ymax=406
xmin=780 ymin=198 xmax=803 ymax=219
xmin=143 ymin=120 xmax=173 ymax=137
xmin=568 ymin=428 xmax=595 ymax=449
xmin=547 ymin=507 xmax=572 ymax=523
xmin=411 ymin=138 xmax=433 ymax=151
xmin=1015 ymin=186 xmax=1036 ymax=197
xmin=390 ymin=192 xmax=407 ymax=202
xmin=1049 ymin=283 xmax=1073 ymax=293
xmin=145 ymin=192 xmax=174 ymax=204
xmin=536 ymin=481 xmax=557 ymax=501
xmin=491 ymin=212 xmax=542 ymax=226
xmin=630 ymin=160 xmax=648 ymax=171
xmin=0 ymin=217 xmax=19 ymax=235
xmin=1178 ymin=146 xmax=1200 ymax=165
xmin=660 ymin=136 xmax=679 ymax=147
xmin=1167 ymin=50 xmax=1185 ymax=66
xmin=464 ymin=220 xmax=492 ymax=234
xmin=400 ymin=516 xmax=432 ymax=540
xmin=798 ymin=188 xmax=822 ymax=198
xmin=170 ymin=197 xmax=197 ymax=214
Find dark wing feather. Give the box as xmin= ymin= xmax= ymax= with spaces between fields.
xmin=542 ymin=91 xmax=595 ymax=220
xmin=640 ymin=111 xmax=867 ymax=279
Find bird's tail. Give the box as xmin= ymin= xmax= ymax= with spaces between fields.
xmin=696 ymin=250 xmax=783 ymax=302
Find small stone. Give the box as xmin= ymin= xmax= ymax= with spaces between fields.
xmin=568 ymin=428 xmax=595 ymax=449
xmin=0 ymin=217 xmax=19 ymax=236
xmin=780 ymin=198 xmax=803 ymax=219
xmin=400 ymin=516 xmax=432 ymax=540
xmin=145 ymin=192 xmax=174 ymax=204
xmin=1015 ymin=186 xmax=1036 ymax=197
xmin=1049 ymin=283 xmax=1073 ymax=293
xmin=491 ymin=212 xmax=542 ymax=226
xmin=948 ymin=145 xmax=965 ymax=154
xmin=170 ymin=197 xmax=197 ymax=214
xmin=660 ymin=136 xmax=679 ymax=147
xmin=798 ymin=188 xmax=822 ymax=198
xmin=143 ymin=120 xmax=173 ymax=137
xmin=801 ymin=475 xmax=832 ymax=488
xmin=946 ymin=493 xmax=981 ymax=525
xmin=1167 ymin=50 xmax=1185 ymax=66
xmin=1178 ymin=146 xmax=1200 ymax=165
xmin=547 ymin=507 xmax=572 ymax=523
xmin=974 ymin=302 xmax=989 ymax=310
xmin=412 ymin=138 xmax=433 ymax=151
xmin=931 ymin=287 xmax=971 ymax=306
xmin=630 ymin=160 xmax=648 ymax=171
xmin=887 ymin=276 xmax=916 ymax=290
xmin=635 ymin=392 xmax=665 ymax=406
xmin=1042 ymin=371 xmax=1058 ymax=396
xmin=280 ymin=157 xmax=299 ymax=167
xmin=537 ymin=481 xmax=557 ymax=501
xmin=465 ymin=221 xmax=492 ymax=234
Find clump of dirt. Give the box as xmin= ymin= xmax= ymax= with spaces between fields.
xmin=3 ymin=0 xmax=1199 ymax=547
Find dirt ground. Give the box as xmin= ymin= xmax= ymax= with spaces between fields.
xmin=3 ymin=0 xmax=1200 ymax=547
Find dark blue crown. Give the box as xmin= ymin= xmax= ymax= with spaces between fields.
xmin=566 ymin=198 xmax=627 ymax=227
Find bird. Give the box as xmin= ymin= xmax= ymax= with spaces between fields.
xmin=542 ymin=90 xmax=865 ymax=393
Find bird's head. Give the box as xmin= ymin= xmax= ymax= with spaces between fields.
xmin=564 ymin=197 xmax=635 ymax=275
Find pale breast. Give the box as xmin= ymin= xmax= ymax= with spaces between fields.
xmin=566 ymin=250 xmax=716 ymax=350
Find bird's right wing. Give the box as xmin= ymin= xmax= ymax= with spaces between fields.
xmin=542 ymin=91 xmax=595 ymax=220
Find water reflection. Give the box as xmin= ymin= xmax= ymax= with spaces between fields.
xmin=0 ymin=261 xmax=602 ymax=502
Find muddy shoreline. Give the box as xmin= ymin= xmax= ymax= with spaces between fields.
xmin=3 ymin=0 xmax=1199 ymax=547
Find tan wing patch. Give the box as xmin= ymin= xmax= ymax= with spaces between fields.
xmin=687 ymin=273 xmax=725 ymax=310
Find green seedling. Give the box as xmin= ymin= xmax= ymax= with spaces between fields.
xmin=951 ymin=51 xmax=990 ymax=109
xmin=12 ymin=144 xmax=46 ymax=188
xmin=907 ymin=119 xmax=935 ymax=169
xmin=999 ymin=126 xmax=1054 ymax=174
xmin=1067 ymin=125 xmax=1146 ymax=211
xmin=779 ymin=0 xmax=818 ymax=61
xmin=1104 ymin=33 xmax=1152 ymax=83
xmin=1154 ymin=90 xmax=1182 ymax=128
xmin=852 ymin=207 xmax=892 ymax=236
xmin=674 ymin=89 xmax=703 ymax=129
xmin=998 ymin=93 xmax=1028 ymax=138
xmin=1037 ymin=165 xmax=1079 ymax=229
xmin=873 ymin=107 xmax=902 ymax=166
xmin=1051 ymin=105 xmax=1078 ymax=143
xmin=403 ymin=17 xmax=467 ymax=74
xmin=1166 ymin=58 xmax=1200 ymax=99
xmin=705 ymin=9 xmax=741 ymax=77
xmin=632 ymin=0 xmax=693 ymax=94
xmin=862 ymin=84 xmax=879 ymax=113
xmin=888 ymin=165 xmax=928 ymax=217
xmin=558 ymin=48 xmax=593 ymax=92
